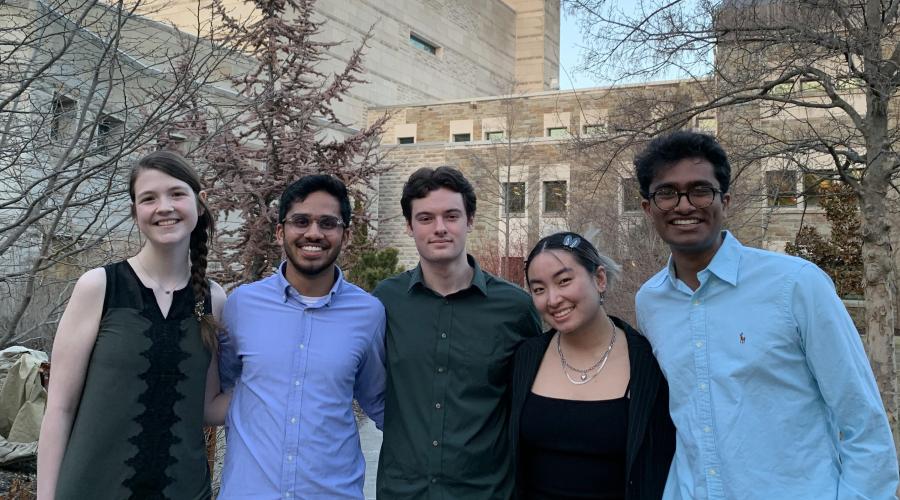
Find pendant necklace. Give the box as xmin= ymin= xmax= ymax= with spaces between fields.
xmin=134 ymin=255 xmax=184 ymax=295
xmin=556 ymin=316 xmax=618 ymax=385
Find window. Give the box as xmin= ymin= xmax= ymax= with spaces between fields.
xmin=410 ymin=33 xmax=438 ymax=55
xmin=96 ymin=114 xmax=124 ymax=156
xmin=803 ymin=172 xmax=843 ymax=207
xmin=502 ymin=182 xmax=526 ymax=215
xmin=696 ymin=117 xmax=716 ymax=134
xmin=583 ymin=124 xmax=606 ymax=136
xmin=452 ymin=133 xmax=471 ymax=143
xmin=397 ymin=136 xmax=415 ymax=144
xmin=622 ymin=177 xmax=642 ymax=212
xmin=765 ymin=170 xmax=798 ymax=206
xmin=485 ymin=131 xmax=505 ymax=141
xmin=51 ymin=95 xmax=76 ymax=141
xmin=547 ymin=127 xmax=568 ymax=138
xmin=543 ymin=181 xmax=567 ymax=213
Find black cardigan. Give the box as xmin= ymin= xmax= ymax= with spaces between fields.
xmin=509 ymin=316 xmax=675 ymax=500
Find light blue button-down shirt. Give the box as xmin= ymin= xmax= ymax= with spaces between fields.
xmin=636 ymin=232 xmax=897 ymax=500
xmin=218 ymin=263 xmax=386 ymax=499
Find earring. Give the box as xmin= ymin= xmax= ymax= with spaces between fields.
xmin=599 ymin=291 xmax=605 ymax=305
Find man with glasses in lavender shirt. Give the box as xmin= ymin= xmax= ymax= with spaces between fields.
xmin=218 ymin=175 xmax=386 ymax=499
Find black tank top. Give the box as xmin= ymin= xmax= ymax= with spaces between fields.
xmin=519 ymin=392 xmax=628 ymax=499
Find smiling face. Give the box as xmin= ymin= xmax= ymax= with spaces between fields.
xmin=527 ymin=250 xmax=606 ymax=335
xmin=407 ymin=187 xmax=473 ymax=267
xmin=276 ymin=190 xmax=347 ymax=284
xmin=132 ymin=168 xmax=200 ymax=247
xmin=642 ymin=157 xmax=730 ymax=264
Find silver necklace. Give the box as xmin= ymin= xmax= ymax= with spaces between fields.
xmin=134 ymin=255 xmax=185 ymax=295
xmin=556 ymin=317 xmax=618 ymax=385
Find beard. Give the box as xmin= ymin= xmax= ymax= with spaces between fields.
xmin=283 ymin=244 xmax=340 ymax=279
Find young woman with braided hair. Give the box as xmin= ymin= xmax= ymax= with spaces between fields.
xmin=38 ymin=150 xmax=228 ymax=500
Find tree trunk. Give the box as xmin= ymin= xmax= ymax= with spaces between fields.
xmin=859 ymin=191 xmax=899 ymax=453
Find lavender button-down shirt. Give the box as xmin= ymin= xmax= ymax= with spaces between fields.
xmin=218 ymin=263 xmax=386 ymax=499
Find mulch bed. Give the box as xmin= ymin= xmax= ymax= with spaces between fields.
xmin=0 ymin=462 xmax=36 ymax=499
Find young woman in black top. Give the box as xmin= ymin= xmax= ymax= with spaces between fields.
xmin=510 ymin=232 xmax=675 ymax=500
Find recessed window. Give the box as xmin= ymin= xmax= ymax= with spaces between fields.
xmin=398 ymin=136 xmax=415 ymax=144
xmin=502 ymin=182 xmax=526 ymax=214
xmin=696 ymin=117 xmax=716 ymax=133
xmin=452 ymin=133 xmax=471 ymax=143
xmin=802 ymin=172 xmax=839 ymax=207
xmin=622 ymin=177 xmax=642 ymax=212
xmin=51 ymin=95 xmax=77 ymax=141
xmin=96 ymin=114 xmax=124 ymax=156
xmin=547 ymin=127 xmax=568 ymax=138
xmin=583 ymin=124 xmax=605 ymax=136
xmin=410 ymin=33 xmax=438 ymax=55
xmin=543 ymin=181 xmax=567 ymax=213
xmin=765 ymin=170 xmax=798 ymax=207
xmin=485 ymin=131 xmax=505 ymax=141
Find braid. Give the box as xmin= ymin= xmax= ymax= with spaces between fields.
xmin=190 ymin=211 xmax=218 ymax=352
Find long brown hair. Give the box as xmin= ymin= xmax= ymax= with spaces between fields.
xmin=129 ymin=150 xmax=218 ymax=352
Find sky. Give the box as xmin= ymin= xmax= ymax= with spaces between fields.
xmin=559 ymin=9 xmax=600 ymax=90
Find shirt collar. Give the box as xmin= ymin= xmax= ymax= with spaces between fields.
xmin=663 ymin=230 xmax=741 ymax=288
xmin=407 ymin=254 xmax=488 ymax=296
xmin=276 ymin=261 xmax=345 ymax=304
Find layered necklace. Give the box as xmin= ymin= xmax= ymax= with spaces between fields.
xmin=556 ymin=316 xmax=618 ymax=385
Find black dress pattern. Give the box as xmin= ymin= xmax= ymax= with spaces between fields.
xmin=55 ymin=261 xmax=211 ymax=500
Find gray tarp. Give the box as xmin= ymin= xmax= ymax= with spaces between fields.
xmin=0 ymin=347 xmax=48 ymax=465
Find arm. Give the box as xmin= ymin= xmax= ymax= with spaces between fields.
xmin=36 ymin=268 xmax=106 ymax=500
xmin=354 ymin=305 xmax=387 ymax=430
xmin=204 ymin=281 xmax=232 ymax=426
xmin=793 ymin=264 xmax=899 ymax=499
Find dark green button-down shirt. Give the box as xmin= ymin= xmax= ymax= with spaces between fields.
xmin=374 ymin=256 xmax=542 ymax=500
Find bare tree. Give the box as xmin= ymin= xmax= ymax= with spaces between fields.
xmin=567 ymin=0 xmax=900 ymax=448
xmin=0 ymin=0 xmax=238 ymax=348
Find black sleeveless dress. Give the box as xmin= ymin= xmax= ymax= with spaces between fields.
xmin=55 ymin=261 xmax=212 ymax=500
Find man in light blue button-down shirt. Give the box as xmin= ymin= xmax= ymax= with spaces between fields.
xmin=633 ymin=131 xmax=898 ymax=499
xmin=217 ymin=175 xmax=386 ymax=499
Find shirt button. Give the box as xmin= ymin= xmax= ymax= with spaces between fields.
xmin=290 ymin=417 xmax=297 ymax=424
xmin=692 ymin=299 xmax=701 ymax=305
xmin=695 ymin=341 xmax=703 ymax=348
xmin=432 ymin=440 xmax=439 ymax=447
xmin=703 ymin=426 xmax=711 ymax=433
xmin=435 ymin=403 xmax=441 ymax=409
xmin=431 ymin=477 xmax=438 ymax=484
xmin=294 ymin=380 xmax=300 ymax=386
xmin=699 ymin=383 xmax=707 ymax=391
xmin=708 ymin=468 xmax=717 ymax=476
xmin=440 ymin=332 xmax=447 ymax=339
xmin=299 ymin=343 xmax=305 ymax=349
xmin=287 ymin=454 xmax=294 ymax=461
xmin=437 ymin=367 xmax=445 ymax=373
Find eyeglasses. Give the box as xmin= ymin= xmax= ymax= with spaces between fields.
xmin=649 ymin=186 xmax=721 ymax=211
xmin=282 ymin=214 xmax=345 ymax=232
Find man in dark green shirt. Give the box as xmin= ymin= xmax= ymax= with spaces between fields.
xmin=374 ymin=166 xmax=541 ymax=499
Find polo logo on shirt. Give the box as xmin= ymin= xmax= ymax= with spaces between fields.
xmin=739 ymin=333 xmax=746 ymax=344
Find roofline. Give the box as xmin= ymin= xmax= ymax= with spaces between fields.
xmin=369 ymin=76 xmax=712 ymax=111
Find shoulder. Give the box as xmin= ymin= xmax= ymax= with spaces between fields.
xmin=637 ymin=267 xmax=668 ymax=295
xmin=209 ymin=280 xmax=227 ymax=317
xmin=340 ymin=280 xmax=386 ymax=313
xmin=483 ymin=271 xmax=531 ymax=303
xmin=372 ymin=271 xmax=412 ymax=299
xmin=73 ymin=267 xmax=107 ymax=297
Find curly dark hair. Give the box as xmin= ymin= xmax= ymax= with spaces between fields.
xmin=633 ymin=131 xmax=731 ymax=198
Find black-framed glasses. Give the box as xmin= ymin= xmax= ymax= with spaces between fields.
xmin=649 ymin=186 xmax=721 ymax=211
xmin=282 ymin=214 xmax=345 ymax=232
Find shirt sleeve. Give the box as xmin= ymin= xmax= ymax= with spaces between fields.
xmin=218 ymin=291 xmax=243 ymax=392
xmin=354 ymin=303 xmax=387 ymax=430
xmin=791 ymin=263 xmax=899 ymax=499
